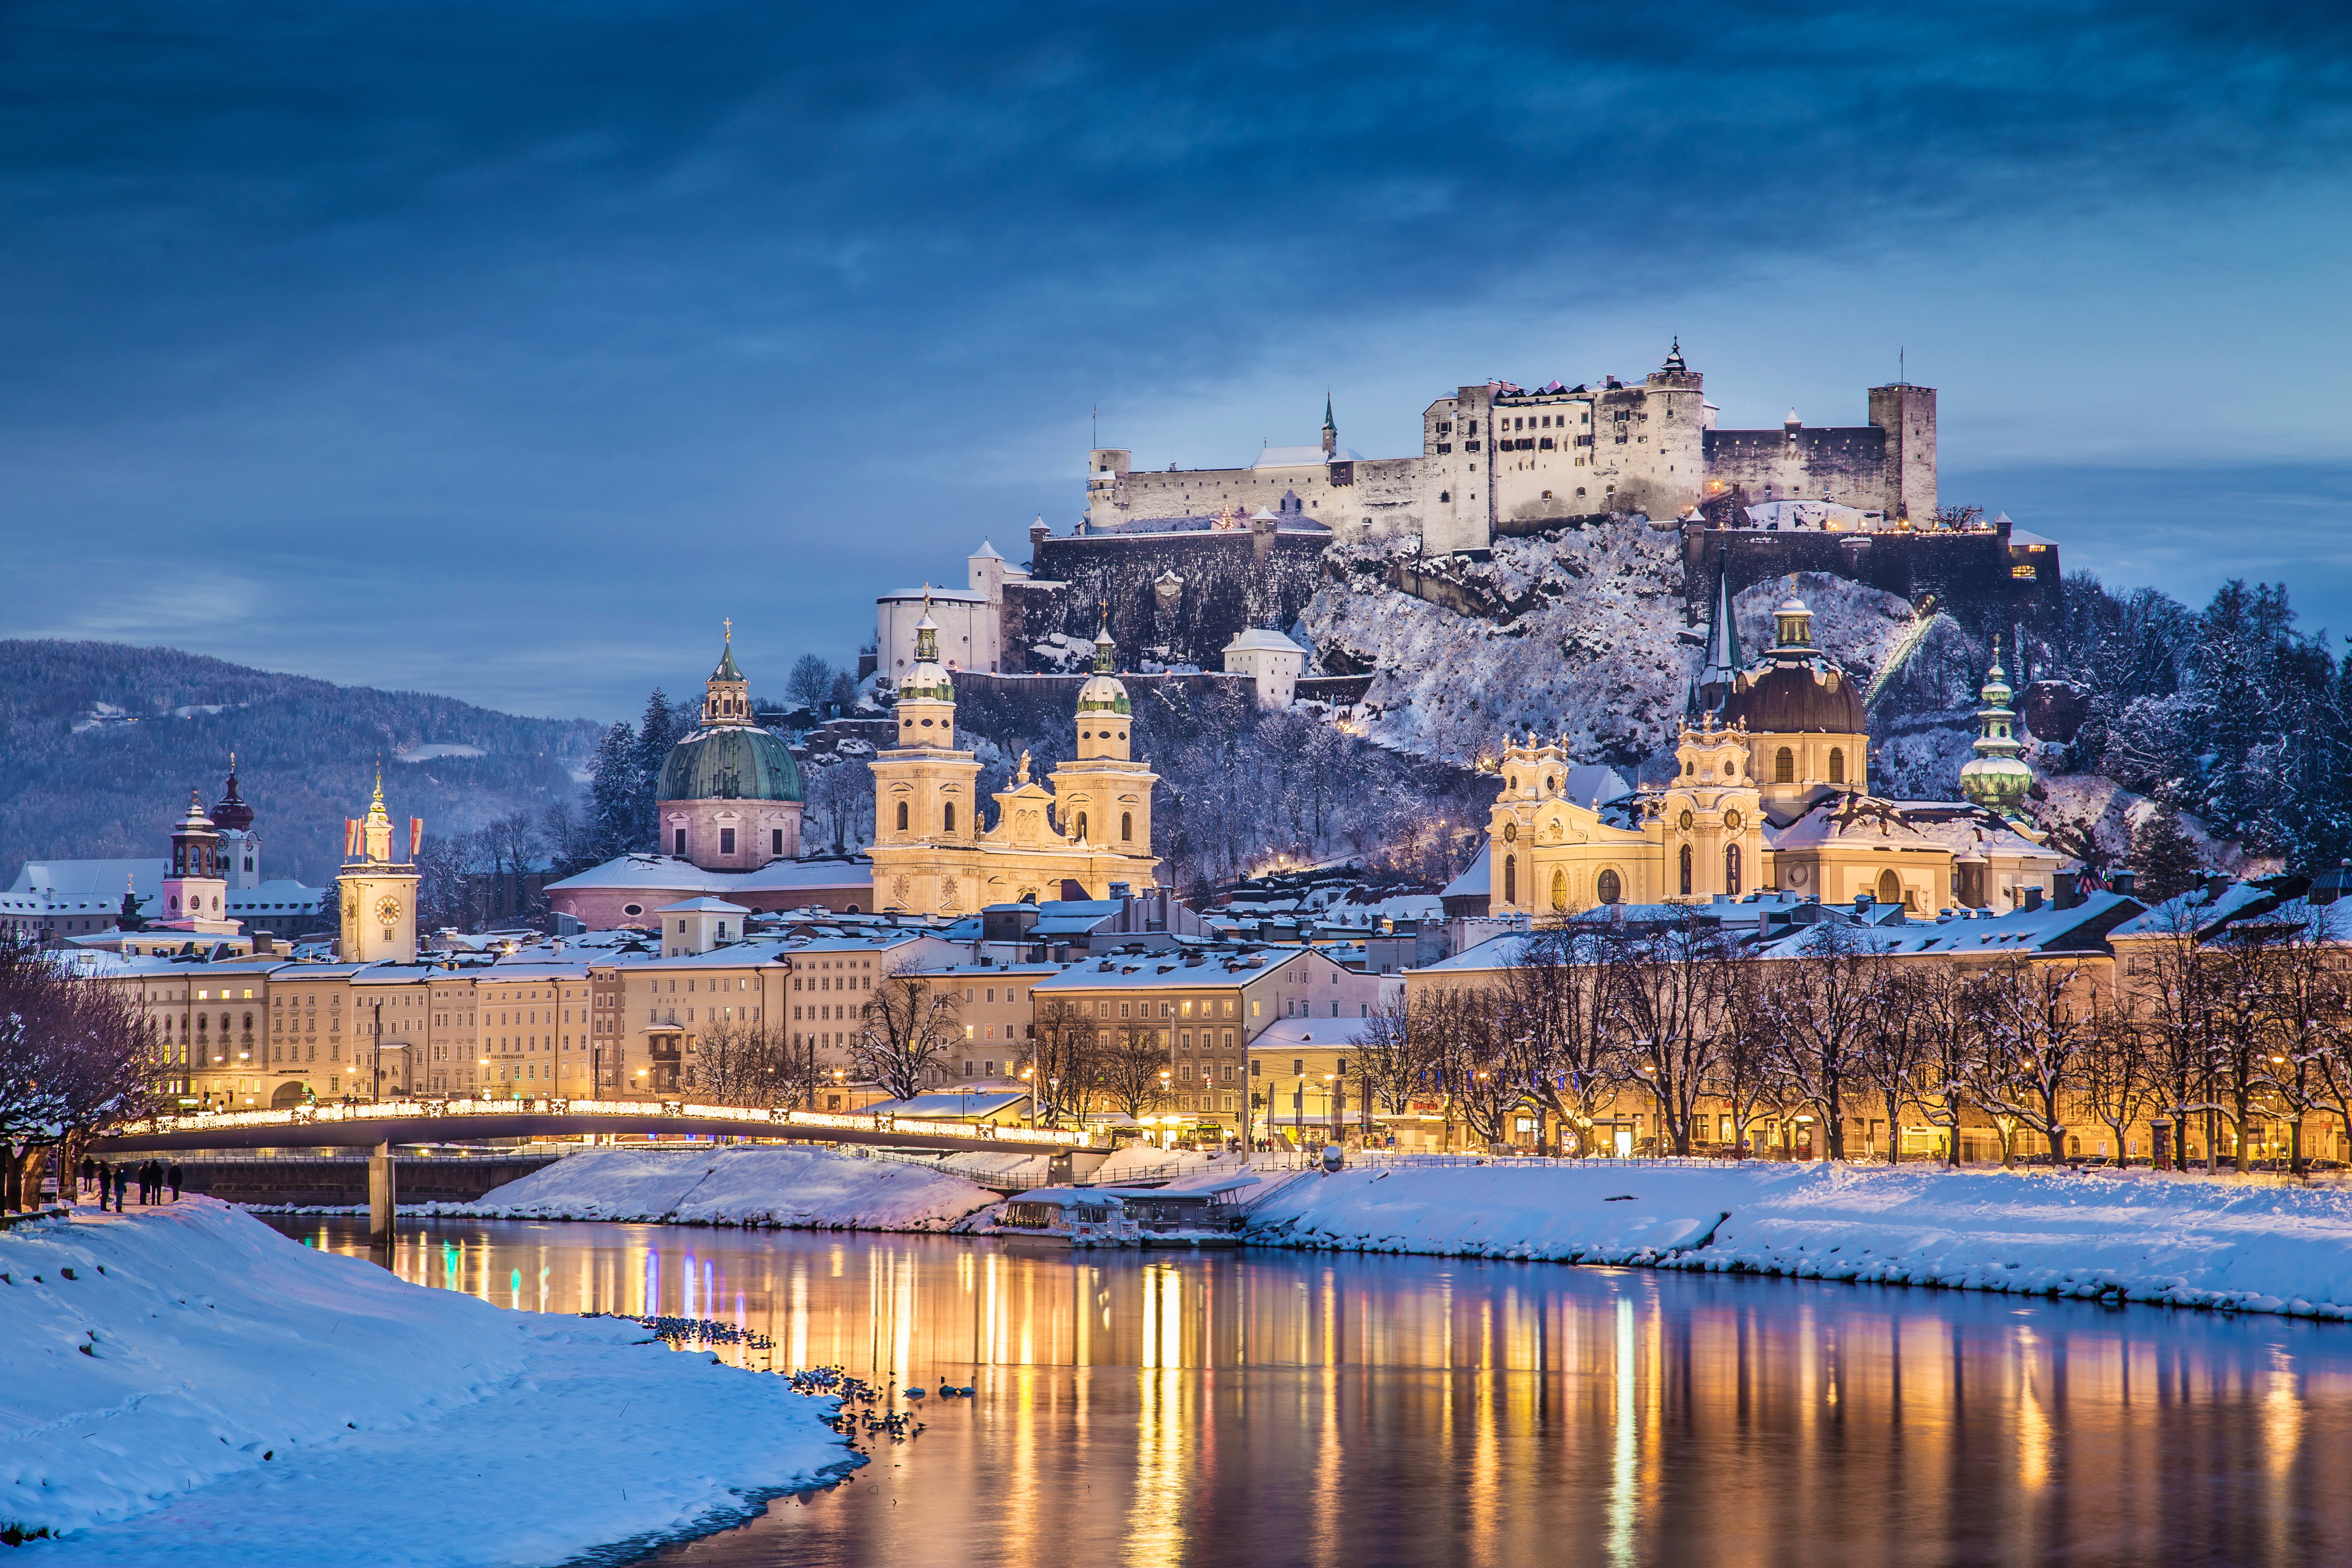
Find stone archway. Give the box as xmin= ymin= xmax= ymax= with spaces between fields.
xmin=270 ymin=1080 xmax=312 ymax=1109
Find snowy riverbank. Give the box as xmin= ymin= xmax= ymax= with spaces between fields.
xmin=0 ymin=1201 xmax=852 ymax=1564
xmin=430 ymin=1145 xmax=1001 ymax=1228
xmin=1243 ymin=1162 xmax=2352 ymax=1319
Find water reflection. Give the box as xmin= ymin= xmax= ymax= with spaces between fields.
xmin=274 ymin=1218 xmax=2352 ymax=1568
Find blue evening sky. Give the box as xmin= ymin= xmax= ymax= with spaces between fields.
xmin=5 ymin=2 xmax=2350 ymax=719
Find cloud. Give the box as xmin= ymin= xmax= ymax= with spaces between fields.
xmin=2 ymin=0 xmax=2348 ymax=717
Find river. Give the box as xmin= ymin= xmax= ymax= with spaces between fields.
xmin=269 ymin=1216 xmax=2352 ymax=1568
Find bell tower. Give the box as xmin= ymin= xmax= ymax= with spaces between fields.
xmin=871 ymin=601 xmax=983 ymax=860
xmin=1048 ymin=625 xmax=1158 ymax=869
xmin=338 ymin=773 xmax=421 ymax=964
xmin=161 ymin=790 xmax=238 ymax=933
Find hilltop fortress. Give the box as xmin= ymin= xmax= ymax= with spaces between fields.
xmin=877 ymin=345 xmax=2054 ymax=690
xmin=1084 ymin=343 xmax=1935 ymax=554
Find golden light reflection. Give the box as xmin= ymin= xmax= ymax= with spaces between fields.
xmin=282 ymin=1221 xmax=2352 ymax=1568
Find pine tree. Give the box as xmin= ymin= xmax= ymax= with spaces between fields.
xmin=2129 ymin=806 xmax=2203 ymax=902
xmin=586 ymin=721 xmax=638 ymax=857
xmin=634 ymin=688 xmax=678 ymax=851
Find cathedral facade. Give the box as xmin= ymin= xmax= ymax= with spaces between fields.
xmin=868 ymin=612 xmax=1161 ymax=915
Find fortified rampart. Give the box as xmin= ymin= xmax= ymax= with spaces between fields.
xmin=1681 ymin=515 xmax=2060 ymax=635
xmin=1005 ymin=519 xmax=1330 ymax=673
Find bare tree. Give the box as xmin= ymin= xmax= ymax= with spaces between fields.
xmin=1029 ymin=999 xmax=1100 ymax=1126
xmin=1 ymin=940 xmax=161 ymax=1208
xmin=2079 ymin=987 xmax=2156 ymax=1165
xmin=1965 ymin=959 xmax=2094 ymax=1165
xmin=1910 ymin=963 xmax=1978 ymax=1165
xmin=2253 ymin=900 xmax=2348 ymax=1174
xmin=1505 ymin=922 xmax=1621 ymax=1154
xmin=1760 ymin=921 xmax=1887 ymax=1160
xmin=2139 ymin=902 xmax=2222 ymax=1169
xmin=853 ymin=964 xmax=960 ymax=1100
xmin=1610 ymin=916 xmax=1727 ymax=1156
xmin=1094 ymin=1023 xmax=1169 ymax=1120
xmin=787 ymin=654 xmax=837 ymax=713
xmin=1706 ymin=949 xmax=1784 ymax=1158
xmin=1354 ymin=992 xmax=1430 ymax=1120
xmin=695 ymin=1021 xmax=811 ymax=1108
xmin=1853 ymin=963 xmax=1934 ymax=1163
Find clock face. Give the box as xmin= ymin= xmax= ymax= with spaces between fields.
xmin=375 ymin=895 xmax=403 ymax=925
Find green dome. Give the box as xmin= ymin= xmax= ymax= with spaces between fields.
xmin=659 ymin=725 xmax=804 ymax=803
xmin=1076 ymin=673 xmax=1131 ymax=715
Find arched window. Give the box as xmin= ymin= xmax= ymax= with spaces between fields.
xmin=895 ymin=801 xmax=908 ymax=832
xmin=944 ymin=802 xmax=956 ymax=833
xmin=1120 ymin=811 xmax=1132 ymax=842
xmin=1878 ymin=869 xmax=1902 ymax=906
xmin=1774 ymin=747 xmax=1795 ymax=784
xmin=1597 ymin=869 xmax=1622 ymax=904
xmin=1679 ymin=844 xmax=1693 ymax=896
xmin=1725 ymin=843 xmax=1742 ymax=896
xmin=1550 ymin=868 xmax=1568 ymax=911
xmin=1503 ymin=854 xmax=1517 ymax=906
xmin=1076 ymin=811 xmax=1089 ymax=842
xmin=1828 ymin=746 xmax=1845 ymax=784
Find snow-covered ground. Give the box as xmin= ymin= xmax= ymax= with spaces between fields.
xmin=1245 ymin=1162 xmax=2352 ymax=1318
xmin=436 ymin=1145 xmax=1000 ymax=1229
xmin=0 ymin=1201 xmax=850 ymax=1564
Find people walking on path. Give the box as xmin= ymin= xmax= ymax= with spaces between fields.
xmin=78 ymin=1157 xmax=95 ymax=1199
xmin=111 ymin=1165 xmax=129 ymax=1212
xmin=168 ymin=1162 xmax=182 ymax=1200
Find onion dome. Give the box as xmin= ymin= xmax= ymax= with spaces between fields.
xmin=1718 ymin=596 xmax=1865 ymax=734
xmin=210 ymin=755 xmax=254 ymax=833
xmin=1960 ymin=639 xmax=2034 ymax=817
xmin=1076 ymin=624 xmax=1130 ymax=716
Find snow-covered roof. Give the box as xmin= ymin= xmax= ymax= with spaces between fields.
xmin=0 ymin=858 xmax=324 ymax=918
xmin=1223 ymin=628 xmax=1306 ymax=655
xmin=2007 ymin=528 xmax=2059 ymax=549
xmin=1764 ymin=795 xmax=2057 ymax=860
xmin=969 ymin=539 xmax=1004 ymax=560
xmin=1032 ymin=946 xmax=1331 ymax=992
xmin=655 ymin=897 xmax=752 ymax=915
xmin=2107 ymin=880 xmax=2279 ymax=940
xmin=546 ymin=854 xmax=873 ymax=896
xmin=1755 ymin=893 xmax=2141 ymax=958
xmin=1441 ymin=839 xmax=1491 ymax=898
xmin=879 ymin=587 xmax=989 ymax=604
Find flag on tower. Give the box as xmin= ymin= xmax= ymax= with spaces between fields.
xmin=410 ymin=818 xmax=424 ymax=860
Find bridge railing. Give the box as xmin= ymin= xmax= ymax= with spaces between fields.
xmin=112 ymin=1098 xmax=1091 ymax=1149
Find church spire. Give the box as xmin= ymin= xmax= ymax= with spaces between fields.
xmin=1697 ymin=554 xmax=1743 ymax=710
xmin=701 ymin=619 xmax=753 ymax=726
xmin=1958 ymin=637 xmax=2034 ymax=818
xmin=1321 ymin=393 xmax=1337 ymax=457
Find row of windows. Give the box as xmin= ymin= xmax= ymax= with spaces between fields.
xmin=671 ymin=826 xmax=789 ymax=857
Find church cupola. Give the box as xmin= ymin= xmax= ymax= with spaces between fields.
xmin=700 ymin=620 xmax=753 ymax=728
xmin=210 ymin=754 xmax=255 ymax=833
xmin=1959 ymin=639 xmax=2034 ymax=818
xmin=895 ymin=599 xmax=959 ymax=750
xmin=162 ymin=788 xmax=237 ymax=932
xmin=1074 ymin=620 xmax=1132 ymax=762
xmin=1771 ymin=597 xmax=1815 ymax=653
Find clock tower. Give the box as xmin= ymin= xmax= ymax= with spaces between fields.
xmin=338 ymin=775 xmax=421 ymax=963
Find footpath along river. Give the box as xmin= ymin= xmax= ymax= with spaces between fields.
xmin=273 ymin=1216 xmax=2352 ymax=1568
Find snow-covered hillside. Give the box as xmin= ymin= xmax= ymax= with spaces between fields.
xmin=1246 ymin=1161 xmax=2352 ymax=1318
xmin=0 ymin=1201 xmax=848 ymax=1563
xmin=1303 ymin=526 xmax=1928 ymax=775
xmin=442 ymin=1145 xmax=1000 ymax=1229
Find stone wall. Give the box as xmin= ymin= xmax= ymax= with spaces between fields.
xmin=1681 ymin=516 xmax=2060 ymax=635
xmin=178 ymin=1154 xmax=559 ymax=1206
xmin=1009 ymin=530 xmax=1330 ymax=672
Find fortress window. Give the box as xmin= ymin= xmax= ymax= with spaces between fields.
xmin=1597 ymin=869 xmax=1622 ymax=905
xmin=896 ymin=802 xmax=909 ymax=832
xmin=1775 ymin=748 xmax=1795 ymax=784
xmin=1439 ymin=491 xmax=1450 ymax=503
xmin=1829 ymin=748 xmax=1846 ymax=785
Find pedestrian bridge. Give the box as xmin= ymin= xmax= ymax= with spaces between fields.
xmin=93 ymin=1098 xmax=1091 ymax=1157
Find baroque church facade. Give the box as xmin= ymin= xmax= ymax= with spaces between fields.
xmin=1488 ymin=592 xmax=2060 ymax=920
xmin=867 ymin=611 xmax=1161 ymax=913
